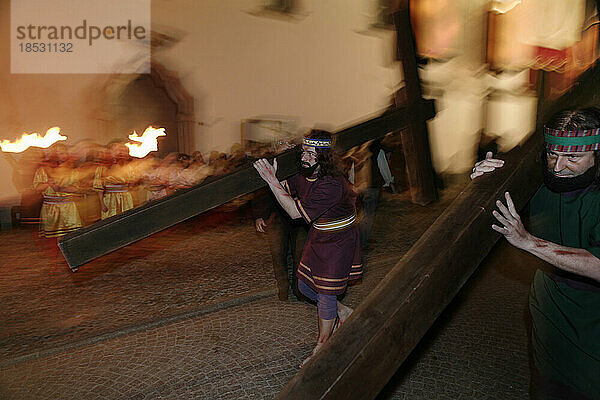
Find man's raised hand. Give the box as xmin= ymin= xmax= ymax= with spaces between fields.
xmin=470 ymin=151 xmax=505 ymax=179
xmin=253 ymin=158 xmax=279 ymax=186
xmin=491 ymin=191 xmax=532 ymax=249
xmin=255 ymin=218 xmax=267 ymax=233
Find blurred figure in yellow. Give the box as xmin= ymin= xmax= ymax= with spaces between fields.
xmin=167 ymin=153 xmax=193 ymax=193
xmin=93 ymin=142 xmax=137 ymax=219
xmin=33 ymin=143 xmax=83 ymax=238
xmin=127 ymin=152 xmax=158 ymax=206
xmin=143 ymin=152 xmax=176 ymax=200
xmin=208 ymin=150 xmax=228 ymax=176
xmin=173 ymin=152 xmax=211 ymax=189
xmin=68 ymin=140 xmax=103 ymax=225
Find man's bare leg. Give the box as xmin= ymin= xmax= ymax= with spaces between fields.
xmin=300 ymin=317 xmax=336 ymax=368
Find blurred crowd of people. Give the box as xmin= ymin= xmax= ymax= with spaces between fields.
xmin=4 ymin=139 xmax=283 ymax=240
xmin=4 ymin=134 xmax=401 ymax=281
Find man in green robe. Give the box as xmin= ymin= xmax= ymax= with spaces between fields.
xmin=472 ymin=108 xmax=600 ymax=400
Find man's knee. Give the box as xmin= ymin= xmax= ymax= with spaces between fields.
xmin=317 ymin=294 xmax=337 ymax=320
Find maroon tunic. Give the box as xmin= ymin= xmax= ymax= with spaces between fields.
xmin=285 ymin=173 xmax=362 ymax=295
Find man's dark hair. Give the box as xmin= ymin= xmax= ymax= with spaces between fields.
xmin=305 ymin=129 xmax=343 ymax=178
xmin=543 ymin=107 xmax=600 ymax=182
xmin=545 ymin=107 xmax=600 ymax=131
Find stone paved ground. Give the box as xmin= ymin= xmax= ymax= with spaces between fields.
xmin=0 ymin=215 xmax=278 ymax=363
xmin=378 ymin=242 xmax=539 ymax=400
xmin=0 ymin=178 xmax=538 ymax=399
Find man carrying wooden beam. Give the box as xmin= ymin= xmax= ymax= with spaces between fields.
xmin=254 ymin=129 xmax=360 ymax=368
xmin=472 ymin=108 xmax=600 ymax=400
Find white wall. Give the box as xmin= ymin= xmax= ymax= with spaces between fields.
xmin=0 ymin=0 xmax=401 ymax=205
xmin=151 ymin=0 xmax=399 ymax=152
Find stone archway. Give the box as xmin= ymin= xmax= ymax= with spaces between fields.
xmin=147 ymin=63 xmax=195 ymax=154
xmin=103 ymin=62 xmax=195 ymax=155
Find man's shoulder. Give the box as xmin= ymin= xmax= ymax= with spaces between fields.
xmin=579 ymin=185 xmax=600 ymax=209
xmin=533 ymin=184 xmax=552 ymax=197
xmin=317 ymin=174 xmax=345 ymax=187
xmin=533 ymin=183 xmax=600 ymax=205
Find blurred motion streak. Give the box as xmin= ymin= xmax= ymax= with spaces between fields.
xmin=410 ymin=0 xmax=462 ymax=59
xmin=487 ymin=0 xmax=594 ymax=77
xmin=490 ymin=0 xmax=521 ymax=14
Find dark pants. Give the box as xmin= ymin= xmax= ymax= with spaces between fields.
xmin=262 ymin=214 xmax=307 ymax=300
xmin=358 ymin=187 xmax=380 ymax=248
xmin=298 ymin=280 xmax=337 ymax=319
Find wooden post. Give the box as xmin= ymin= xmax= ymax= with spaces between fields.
xmin=393 ymin=5 xmax=438 ymax=205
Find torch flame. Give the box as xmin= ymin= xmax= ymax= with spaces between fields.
xmin=125 ymin=126 xmax=166 ymax=158
xmin=0 ymin=127 xmax=67 ymax=153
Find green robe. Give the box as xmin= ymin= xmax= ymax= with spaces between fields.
xmin=528 ymin=184 xmax=600 ymax=398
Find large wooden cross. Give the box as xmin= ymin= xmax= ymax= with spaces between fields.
xmin=58 ymin=100 xmax=436 ymax=270
xmin=58 ymin=4 xmax=438 ymax=270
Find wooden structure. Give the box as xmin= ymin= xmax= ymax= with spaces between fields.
xmin=392 ymin=3 xmax=437 ymax=205
xmin=58 ymin=100 xmax=435 ymax=270
xmin=276 ymin=131 xmax=543 ymax=399
xmin=275 ymin=34 xmax=600 ymax=400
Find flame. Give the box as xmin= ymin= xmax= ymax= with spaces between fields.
xmin=0 ymin=127 xmax=67 ymax=153
xmin=125 ymin=126 xmax=166 ymax=158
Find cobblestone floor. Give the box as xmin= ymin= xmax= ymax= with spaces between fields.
xmin=0 ymin=178 xmax=537 ymax=399
xmin=0 ymin=216 xmax=278 ymax=363
xmin=378 ymin=242 xmax=538 ymax=400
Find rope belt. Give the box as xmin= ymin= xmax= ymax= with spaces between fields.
xmin=313 ymin=213 xmax=356 ymax=232
xmin=43 ymin=195 xmax=72 ymax=204
xmin=105 ymin=184 xmax=128 ymax=193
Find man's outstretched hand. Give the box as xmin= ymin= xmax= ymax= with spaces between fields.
xmin=492 ymin=191 xmax=533 ymax=249
xmin=253 ymin=158 xmax=279 ymax=186
xmin=470 ymin=151 xmax=505 ymax=179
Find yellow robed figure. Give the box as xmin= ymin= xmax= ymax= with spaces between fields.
xmin=94 ymin=164 xmax=134 ymax=219
xmin=33 ymin=165 xmax=83 ymax=238
xmin=93 ymin=143 xmax=137 ymax=219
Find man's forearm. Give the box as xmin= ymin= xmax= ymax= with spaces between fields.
xmin=268 ymin=182 xmax=301 ymax=219
xmin=253 ymin=158 xmax=301 ymax=219
xmin=525 ymin=236 xmax=600 ymax=282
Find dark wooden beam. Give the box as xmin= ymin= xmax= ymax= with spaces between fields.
xmin=58 ymin=100 xmax=436 ymax=270
xmin=393 ymin=6 xmax=438 ymax=205
xmin=275 ymin=130 xmax=544 ymax=399
xmin=275 ymin=54 xmax=600 ymax=400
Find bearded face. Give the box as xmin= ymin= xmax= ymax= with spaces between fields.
xmin=544 ymin=150 xmax=597 ymax=192
xmin=546 ymin=150 xmax=595 ymax=177
xmin=299 ymin=144 xmax=319 ymax=176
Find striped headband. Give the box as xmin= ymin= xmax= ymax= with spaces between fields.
xmin=303 ymin=137 xmax=331 ymax=148
xmin=544 ymin=126 xmax=600 ymax=152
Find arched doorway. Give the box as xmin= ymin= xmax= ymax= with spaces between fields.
xmin=115 ymin=74 xmax=178 ymax=156
xmin=105 ymin=63 xmax=195 ymax=155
